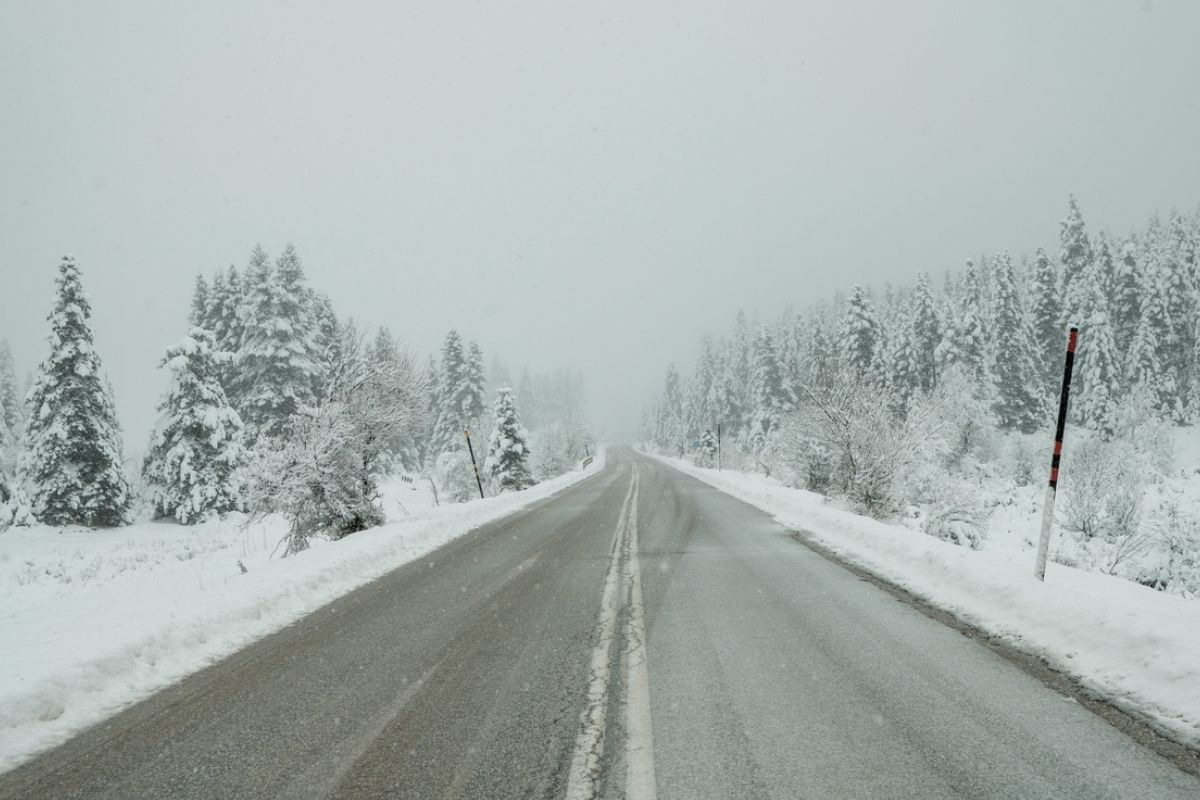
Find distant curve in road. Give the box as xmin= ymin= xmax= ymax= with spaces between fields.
xmin=2 ymin=448 xmax=1197 ymax=799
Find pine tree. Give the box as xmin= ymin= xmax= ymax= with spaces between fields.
xmin=188 ymin=274 xmax=209 ymax=328
xmin=707 ymin=345 xmax=739 ymax=434
xmin=909 ymin=272 xmax=941 ymax=392
xmin=729 ymin=310 xmax=752 ymax=436
xmin=1112 ymin=237 xmax=1142 ymax=346
xmin=310 ymin=292 xmax=341 ymax=401
xmin=234 ymin=244 xmax=319 ymax=444
xmin=1026 ymin=247 xmax=1062 ymax=393
xmin=142 ymin=328 xmax=247 ymax=523
xmin=1073 ymin=272 xmax=1122 ymax=437
xmin=747 ymin=327 xmax=790 ymax=450
xmin=1059 ymin=194 xmax=1093 ymax=322
xmin=486 ymin=387 xmax=534 ymax=491
xmin=465 ymin=341 xmax=487 ymax=424
xmin=884 ymin=313 xmax=919 ymax=414
xmin=0 ymin=340 xmax=20 ymax=434
xmin=802 ymin=310 xmax=837 ymax=390
xmin=204 ymin=266 xmax=244 ymax=393
xmin=1131 ymin=258 xmax=1182 ymax=419
xmin=936 ymin=261 xmax=985 ymax=380
xmin=841 ymin=285 xmax=879 ymax=382
xmin=660 ymin=364 xmax=685 ymax=454
xmin=1162 ymin=211 xmax=1197 ymax=419
xmin=431 ymin=329 xmax=469 ymax=453
xmin=25 ymin=256 xmax=131 ymax=527
xmin=686 ymin=339 xmax=716 ymax=441
xmin=989 ymin=253 xmax=1043 ymax=432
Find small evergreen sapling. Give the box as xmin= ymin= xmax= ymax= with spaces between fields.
xmin=486 ymin=387 xmax=535 ymax=492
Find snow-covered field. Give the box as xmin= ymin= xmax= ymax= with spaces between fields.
xmin=0 ymin=450 xmax=604 ymax=772
xmin=646 ymin=450 xmax=1200 ymax=750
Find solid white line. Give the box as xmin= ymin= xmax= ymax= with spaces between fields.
xmin=622 ymin=467 xmax=657 ymax=800
xmin=565 ymin=467 xmax=638 ymax=800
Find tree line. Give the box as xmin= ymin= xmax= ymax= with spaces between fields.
xmin=0 ymin=246 xmax=591 ymax=546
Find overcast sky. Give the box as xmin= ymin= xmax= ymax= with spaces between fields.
xmin=3 ymin=0 xmax=1200 ymax=445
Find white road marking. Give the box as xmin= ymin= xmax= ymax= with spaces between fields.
xmin=565 ymin=466 xmax=638 ymax=800
xmin=621 ymin=467 xmax=657 ymax=800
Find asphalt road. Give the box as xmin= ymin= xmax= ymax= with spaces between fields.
xmin=2 ymin=448 xmax=1197 ymax=799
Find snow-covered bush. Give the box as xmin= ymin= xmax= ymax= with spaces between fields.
xmin=789 ymin=377 xmax=938 ymax=517
xmin=921 ymin=480 xmax=986 ymax=549
xmin=1140 ymin=490 xmax=1200 ymax=597
xmin=913 ymin=366 xmax=997 ymax=468
xmin=434 ymin=449 xmax=479 ymax=503
xmin=1058 ymin=434 xmax=1147 ymax=543
xmin=999 ymin=433 xmax=1045 ymax=488
xmin=245 ymin=322 xmax=428 ymax=553
xmin=696 ymin=429 xmax=718 ymax=468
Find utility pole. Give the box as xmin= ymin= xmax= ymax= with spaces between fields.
xmin=1035 ymin=326 xmax=1079 ymax=582
xmin=465 ymin=429 xmax=485 ymax=500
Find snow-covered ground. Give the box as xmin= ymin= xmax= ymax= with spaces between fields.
xmin=0 ymin=450 xmax=604 ymax=772
xmin=646 ymin=450 xmax=1200 ymax=750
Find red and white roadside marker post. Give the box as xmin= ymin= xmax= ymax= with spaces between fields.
xmin=1035 ymin=325 xmax=1080 ymax=582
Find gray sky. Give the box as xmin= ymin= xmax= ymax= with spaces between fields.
xmin=3 ymin=0 xmax=1200 ymax=444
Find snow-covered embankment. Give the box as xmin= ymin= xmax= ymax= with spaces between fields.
xmin=0 ymin=449 xmax=605 ymax=772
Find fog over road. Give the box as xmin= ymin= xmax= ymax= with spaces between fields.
xmin=2 ymin=449 xmax=1196 ymax=799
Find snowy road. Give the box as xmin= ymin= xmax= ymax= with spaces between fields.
xmin=1 ymin=448 xmax=1197 ymax=799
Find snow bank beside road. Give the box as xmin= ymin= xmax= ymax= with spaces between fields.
xmin=0 ymin=451 xmax=604 ymax=773
xmin=649 ymin=453 xmax=1200 ymax=750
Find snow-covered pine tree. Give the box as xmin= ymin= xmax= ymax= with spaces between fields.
xmin=1092 ymin=232 xmax=1117 ymax=311
xmin=698 ymin=428 xmax=718 ymax=466
xmin=686 ymin=339 xmax=716 ymax=441
xmin=660 ymin=363 xmax=686 ymax=455
xmin=517 ymin=368 xmax=538 ymax=430
xmin=1112 ymin=237 xmax=1142 ymax=346
xmin=0 ymin=340 xmax=21 ymax=435
xmin=203 ymin=266 xmax=244 ymax=394
xmin=989 ymin=253 xmax=1043 ymax=432
xmin=1073 ymin=272 xmax=1122 ymax=438
xmin=142 ymin=328 xmax=247 ymax=523
xmin=909 ymin=272 xmax=941 ymax=392
xmin=884 ymin=312 xmax=918 ymax=415
xmin=936 ymin=261 xmax=985 ymax=380
xmin=805 ymin=309 xmax=839 ymax=391
xmin=1059 ymin=194 xmax=1093 ymax=324
xmin=310 ymin=291 xmax=341 ymax=401
xmin=430 ymin=329 xmax=468 ymax=454
xmin=464 ymin=341 xmax=488 ymax=425
xmin=746 ymin=326 xmax=791 ymax=450
xmin=730 ymin=310 xmax=753 ymax=437
xmin=1162 ymin=211 xmax=1198 ymax=420
xmin=1026 ymin=247 xmax=1062 ymax=393
xmin=234 ymin=244 xmax=319 ymax=444
xmin=188 ymin=274 xmax=209 ymax=328
xmin=840 ymin=285 xmax=879 ymax=383
xmin=1132 ymin=255 xmax=1183 ymax=420
xmin=25 ymin=256 xmax=131 ymax=527
xmin=707 ymin=343 xmax=739 ymax=435
xmin=486 ymin=387 xmax=535 ymax=492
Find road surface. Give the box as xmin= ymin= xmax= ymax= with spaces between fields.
xmin=2 ymin=448 xmax=1197 ymax=799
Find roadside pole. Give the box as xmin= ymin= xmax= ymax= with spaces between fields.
xmin=1035 ymin=326 xmax=1079 ymax=582
xmin=465 ymin=429 xmax=486 ymax=500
